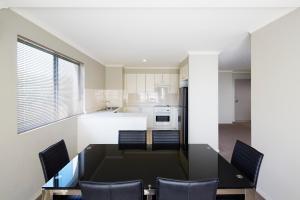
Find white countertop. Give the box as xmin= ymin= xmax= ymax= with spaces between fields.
xmin=125 ymin=104 xmax=179 ymax=107
xmin=80 ymin=108 xmax=147 ymax=118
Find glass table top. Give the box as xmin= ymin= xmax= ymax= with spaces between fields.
xmin=42 ymin=144 xmax=252 ymax=190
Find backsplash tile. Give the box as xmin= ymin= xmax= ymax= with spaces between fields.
xmin=85 ymin=89 xmax=106 ymax=113
xmin=105 ymin=90 xmax=123 ymax=107
xmin=125 ymin=93 xmax=179 ymax=106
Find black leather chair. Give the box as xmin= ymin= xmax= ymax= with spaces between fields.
xmin=80 ymin=180 xmax=143 ymax=200
xmin=156 ymin=177 xmax=218 ymax=200
xmin=119 ymin=130 xmax=147 ymax=149
xmin=231 ymin=140 xmax=264 ymax=188
xmin=152 ymin=130 xmax=180 ymax=145
xmin=152 ymin=130 xmax=180 ymax=150
xmin=217 ymin=140 xmax=264 ymax=200
xmin=39 ymin=140 xmax=70 ymax=182
xmin=39 ymin=140 xmax=80 ymax=200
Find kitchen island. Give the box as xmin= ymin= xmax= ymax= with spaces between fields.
xmin=77 ymin=108 xmax=147 ymax=152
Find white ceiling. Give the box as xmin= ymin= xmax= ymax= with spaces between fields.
xmin=2 ymin=0 xmax=300 ymax=8
xmin=219 ymin=33 xmax=251 ymax=71
xmin=2 ymin=1 xmax=296 ymax=70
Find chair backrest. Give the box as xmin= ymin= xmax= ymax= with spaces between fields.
xmin=157 ymin=177 xmax=218 ymax=200
xmin=80 ymin=180 xmax=143 ymax=200
xmin=119 ymin=130 xmax=147 ymax=145
xmin=39 ymin=140 xmax=70 ymax=182
xmin=231 ymin=140 xmax=264 ymax=187
xmin=152 ymin=130 xmax=180 ymax=145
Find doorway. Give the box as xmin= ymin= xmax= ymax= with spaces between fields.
xmin=218 ymin=76 xmax=251 ymax=162
xmin=234 ymin=79 xmax=251 ymax=122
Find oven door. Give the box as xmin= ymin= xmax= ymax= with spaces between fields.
xmin=154 ymin=114 xmax=171 ymax=127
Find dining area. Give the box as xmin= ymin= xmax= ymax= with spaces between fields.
xmin=39 ymin=131 xmax=263 ymax=200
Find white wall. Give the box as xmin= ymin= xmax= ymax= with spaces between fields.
xmin=251 ymin=8 xmax=300 ymax=200
xmin=218 ymin=72 xmax=251 ymax=124
xmin=0 ymin=9 xmax=105 ymax=200
xmin=105 ymin=67 xmax=124 ymax=107
xmin=188 ymin=53 xmax=219 ymax=150
xmin=105 ymin=67 xmax=123 ymax=90
xmin=218 ymin=72 xmax=234 ymax=123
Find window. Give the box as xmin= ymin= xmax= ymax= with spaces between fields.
xmin=17 ymin=38 xmax=83 ymax=133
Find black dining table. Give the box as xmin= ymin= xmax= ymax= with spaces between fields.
xmin=41 ymin=144 xmax=256 ymax=200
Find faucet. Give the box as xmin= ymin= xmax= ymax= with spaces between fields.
xmin=105 ymin=100 xmax=112 ymax=110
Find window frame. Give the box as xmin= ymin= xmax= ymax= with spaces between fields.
xmin=17 ymin=36 xmax=84 ymax=134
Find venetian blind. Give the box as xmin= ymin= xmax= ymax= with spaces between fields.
xmin=17 ymin=39 xmax=82 ymax=133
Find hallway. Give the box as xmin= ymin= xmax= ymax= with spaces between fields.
xmin=219 ymin=122 xmax=251 ymax=162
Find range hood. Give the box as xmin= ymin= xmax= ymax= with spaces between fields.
xmin=156 ymin=85 xmax=169 ymax=99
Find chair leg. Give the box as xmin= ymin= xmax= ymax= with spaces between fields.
xmin=41 ymin=189 xmax=53 ymax=200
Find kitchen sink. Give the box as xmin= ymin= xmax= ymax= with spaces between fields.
xmin=102 ymin=107 xmax=119 ymax=111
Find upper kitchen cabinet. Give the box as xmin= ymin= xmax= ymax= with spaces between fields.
xmin=162 ymin=73 xmax=170 ymax=85
xmin=179 ymin=58 xmax=189 ymax=81
xmin=169 ymin=74 xmax=179 ymax=94
xmin=154 ymin=73 xmax=171 ymax=86
xmin=125 ymin=73 xmax=137 ymax=94
xmin=125 ymin=72 xmax=179 ymax=95
xmin=136 ymin=74 xmax=146 ymax=93
xmin=146 ymin=74 xmax=155 ymax=92
xmin=154 ymin=74 xmax=163 ymax=87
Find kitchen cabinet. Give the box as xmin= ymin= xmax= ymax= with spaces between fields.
xmin=146 ymin=74 xmax=155 ymax=93
xmin=169 ymin=74 xmax=179 ymax=94
xmin=141 ymin=107 xmax=154 ymax=128
xmin=136 ymin=74 xmax=146 ymax=93
xmin=154 ymin=74 xmax=163 ymax=87
xmin=125 ymin=72 xmax=179 ymax=95
xmin=155 ymin=73 xmax=171 ymax=86
xmin=180 ymin=63 xmax=189 ymax=81
xmin=124 ymin=106 xmax=154 ymax=128
xmin=125 ymin=74 xmax=137 ymax=94
xmin=161 ymin=73 xmax=170 ymax=85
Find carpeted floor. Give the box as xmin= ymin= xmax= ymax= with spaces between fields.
xmin=219 ymin=122 xmax=265 ymax=200
xmin=219 ymin=122 xmax=251 ymax=162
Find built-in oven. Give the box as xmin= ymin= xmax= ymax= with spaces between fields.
xmin=153 ymin=106 xmax=172 ymax=128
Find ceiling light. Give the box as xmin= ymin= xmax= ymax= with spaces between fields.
xmin=142 ymin=59 xmax=147 ymax=63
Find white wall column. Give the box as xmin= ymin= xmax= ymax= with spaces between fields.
xmin=188 ymin=52 xmax=219 ymax=150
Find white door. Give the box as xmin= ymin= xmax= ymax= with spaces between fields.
xmin=235 ymin=79 xmax=251 ymax=122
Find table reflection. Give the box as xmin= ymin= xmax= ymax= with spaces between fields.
xmin=43 ymin=144 xmax=251 ymax=190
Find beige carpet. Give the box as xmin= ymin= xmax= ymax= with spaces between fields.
xmin=219 ymin=122 xmax=265 ymax=200
xmin=219 ymin=122 xmax=251 ymax=161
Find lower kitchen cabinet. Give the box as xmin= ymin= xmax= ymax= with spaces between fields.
xmin=141 ymin=107 xmax=154 ymax=129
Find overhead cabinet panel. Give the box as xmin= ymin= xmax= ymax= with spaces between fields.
xmin=162 ymin=73 xmax=170 ymax=85
xmin=146 ymin=74 xmax=155 ymax=93
xmin=180 ymin=64 xmax=189 ymax=81
xmin=136 ymin=74 xmax=146 ymax=93
xmin=126 ymin=74 xmax=137 ymax=94
xmin=170 ymin=74 xmax=179 ymax=94
xmin=155 ymin=74 xmax=163 ymax=87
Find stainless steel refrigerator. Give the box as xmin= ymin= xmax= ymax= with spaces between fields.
xmin=179 ymin=86 xmax=188 ymax=152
